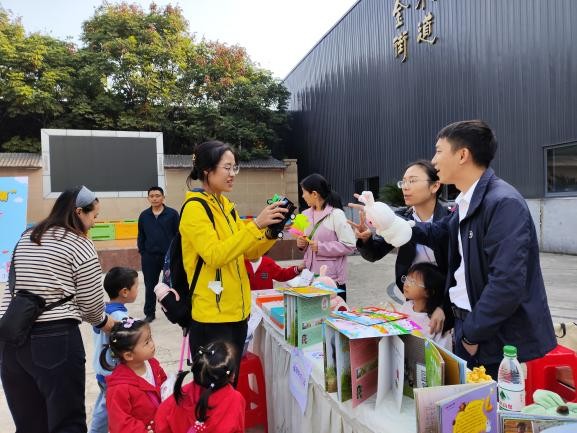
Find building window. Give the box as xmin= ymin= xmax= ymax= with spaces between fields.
xmin=546 ymin=142 xmax=577 ymax=196
xmin=354 ymin=176 xmax=380 ymax=200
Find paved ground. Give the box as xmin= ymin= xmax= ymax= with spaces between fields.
xmin=0 ymin=251 xmax=576 ymax=431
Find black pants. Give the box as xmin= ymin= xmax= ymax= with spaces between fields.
xmin=141 ymin=252 xmax=164 ymax=317
xmin=454 ymin=317 xmax=500 ymax=380
xmin=188 ymin=319 xmax=248 ymax=387
xmin=337 ymin=283 xmax=347 ymax=302
xmin=1 ymin=320 xmax=86 ymax=433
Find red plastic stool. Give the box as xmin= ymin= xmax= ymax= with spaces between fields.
xmin=525 ymin=344 xmax=577 ymax=404
xmin=237 ymin=352 xmax=268 ymax=433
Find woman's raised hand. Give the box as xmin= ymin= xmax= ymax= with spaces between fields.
xmin=254 ymin=202 xmax=288 ymax=229
xmin=347 ymin=206 xmax=371 ymax=242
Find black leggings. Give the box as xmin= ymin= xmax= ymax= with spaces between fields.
xmin=1 ymin=319 xmax=86 ymax=433
xmin=188 ymin=319 xmax=248 ymax=387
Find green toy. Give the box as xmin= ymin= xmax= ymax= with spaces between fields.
xmin=522 ymin=390 xmax=577 ymax=417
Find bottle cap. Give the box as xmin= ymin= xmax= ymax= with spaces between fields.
xmin=503 ymin=345 xmax=517 ymax=357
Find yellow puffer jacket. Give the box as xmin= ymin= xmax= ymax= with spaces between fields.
xmin=180 ymin=190 xmax=275 ymax=323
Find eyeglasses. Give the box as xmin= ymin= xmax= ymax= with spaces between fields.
xmin=396 ymin=179 xmax=434 ymax=189
xmin=218 ymin=164 xmax=240 ymax=175
xmin=401 ymin=275 xmax=426 ymax=288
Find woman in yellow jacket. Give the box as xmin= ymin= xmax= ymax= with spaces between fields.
xmin=180 ymin=140 xmax=287 ymax=377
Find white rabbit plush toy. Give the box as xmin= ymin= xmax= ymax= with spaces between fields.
xmin=357 ymin=190 xmax=414 ymax=248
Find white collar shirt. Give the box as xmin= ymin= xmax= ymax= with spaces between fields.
xmin=449 ymin=179 xmax=480 ymax=311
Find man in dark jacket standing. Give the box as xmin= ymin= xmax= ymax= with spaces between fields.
xmin=138 ymin=186 xmax=179 ymax=322
xmin=409 ymin=120 xmax=556 ymax=379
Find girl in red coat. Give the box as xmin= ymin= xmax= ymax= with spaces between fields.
xmin=104 ymin=318 xmax=167 ymax=433
xmin=155 ymin=340 xmax=245 ymax=433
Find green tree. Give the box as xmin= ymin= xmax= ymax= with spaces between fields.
xmin=0 ymin=8 xmax=76 ymax=151
xmin=1 ymin=3 xmax=290 ymax=157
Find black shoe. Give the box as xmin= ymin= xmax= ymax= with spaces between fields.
xmin=144 ymin=315 xmax=155 ymax=323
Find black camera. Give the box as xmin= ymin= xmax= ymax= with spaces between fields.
xmin=265 ymin=195 xmax=296 ymax=239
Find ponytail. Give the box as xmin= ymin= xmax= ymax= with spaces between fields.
xmin=325 ymin=191 xmax=343 ymax=210
xmin=99 ymin=344 xmax=116 ymax=371
xmin=173 ymin=370 xmax=191 ymax=404
xmin=300 ymin=173 xmax=343 ymax=210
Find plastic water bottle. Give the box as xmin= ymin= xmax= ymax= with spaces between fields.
xmin=497 ymin=345 xmax=525 ymax=411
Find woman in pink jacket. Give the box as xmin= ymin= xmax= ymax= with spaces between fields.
xmin=296 ymin=174 xmax=356 ymax=301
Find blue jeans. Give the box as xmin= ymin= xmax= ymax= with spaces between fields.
xmin=88 ymin=380 xmax=108 ymax=433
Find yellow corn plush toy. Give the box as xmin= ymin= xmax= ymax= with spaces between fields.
xmin=466 ymin=366 xmax=493 ymax=383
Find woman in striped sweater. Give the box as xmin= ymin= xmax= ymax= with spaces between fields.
xmin=0 ymin=185 xmax=115 ymax=433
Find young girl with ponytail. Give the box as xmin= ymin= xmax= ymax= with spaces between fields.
xmin=104 ymin=318 xmax=167 ymax=433
xmin=155 ymin=340 xmax=245 ymax=433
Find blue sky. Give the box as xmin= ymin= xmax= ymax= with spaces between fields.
xmin=0 ymin=0 xmax=358 ymax=78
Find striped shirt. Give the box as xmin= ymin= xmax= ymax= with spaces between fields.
xmin=0 ymin=226 xmax=105 ymax=325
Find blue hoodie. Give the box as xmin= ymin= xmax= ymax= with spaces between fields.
xmin=92 ymin=302 xmax=129 ymax=383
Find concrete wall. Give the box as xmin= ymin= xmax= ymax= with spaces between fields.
xmin=0 ymin=159 xmax=299 ymax=223
xmin=527 ymin=197 xmax=577 ymax=254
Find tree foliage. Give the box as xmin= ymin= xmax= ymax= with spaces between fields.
xmin=0 ymin=3 xmax=290 ymax=157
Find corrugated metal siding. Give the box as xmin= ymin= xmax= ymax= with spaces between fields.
xmin=284 ymin=0 xmax=577 ymax=199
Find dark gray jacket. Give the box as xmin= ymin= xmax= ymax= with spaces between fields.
xmin=412 ymin=168 xmax=556 ymax=364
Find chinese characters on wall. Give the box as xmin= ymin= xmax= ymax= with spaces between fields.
xmin=392 ymin=0 xmax=438 ymax=62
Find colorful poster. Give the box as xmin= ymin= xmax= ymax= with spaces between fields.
xmin=0 ymin=177 xmax=28 ymax=282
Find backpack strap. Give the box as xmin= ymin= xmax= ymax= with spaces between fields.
xmin=180 ymin=197 xmax=217 ymax=294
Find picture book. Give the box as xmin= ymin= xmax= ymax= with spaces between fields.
xmin=402 ymin=334 xmax=428 ymax=398
xmin=335 ymin=331 xmax=352 ymax=402
xmin=424 ymin=340 xmax=444 ymax=388
xmin=323 ymin=324 xmax=338 ymax=393
xmin=499 ymin=411 xmax=577 ymax=433
xmin=349 ymin=337 xmax=380 ymax=408
xmin=376 ymin=335 xmax=404 ymax=412
xmin=284 ymin=292 xmax=330 ymax=348
xmin=332 ymin=308 xmax=407 ymax=326
xmin=413 ymin=382 xmax=497 ymax=433
xmin=325 ymin=316 xmax=420 ymax=340
xmin=277 ymin=286 xmax=341 ymax=297
xmin=437 ymin=381 xmax=497 ymax=433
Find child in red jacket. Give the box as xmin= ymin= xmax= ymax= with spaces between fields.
xmin=155 ymin=340 xmax=245 ymax=433
xmin=104 ymin=318 xmax=167 ymax=433
xmin=244 ymin=256 xmax=305 ymax=290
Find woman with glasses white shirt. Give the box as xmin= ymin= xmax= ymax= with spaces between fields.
xmin=350 ymin=160 xmax=452 ymax=335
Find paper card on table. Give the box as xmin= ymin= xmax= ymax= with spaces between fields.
xmin=335 ymin=331 xmax=352 ymax=402
xmin=436 ymin=381 xmax=497 ymax=433
xmin=413 ymin=383 xmax=482 ymax=433
xmin=323 ymin=324 xmax=338 ymax=393
xmin=244 ymin=307 xmax=263 ymax=350
xmin=332 ymin=307 xmax=408 ymax=326
xmin=289 ymin=347 xmax=313 ymax=414
xmin=349 ymin=337 xmax=380 ymax=408
xmin=376 ymin=335 xmax=404 ymax=412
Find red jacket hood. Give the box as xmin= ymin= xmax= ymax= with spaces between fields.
xmin=106 ymin=357 xmax=166 ymax=392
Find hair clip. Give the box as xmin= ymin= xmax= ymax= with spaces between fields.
xmin=123 ymin=317 xmax=135 ymax=328
xmin=210 ymin=350 xmax=215 ymax=355
xmin=226 ymin=370 xmax=230 ymax=376
xmin=192 ymin=154 xmax=196 ymax=164
xmin=210 ymin=382 xmax=215 ymax=388
xmin=112 ymin=338 xmax=117 ymax=343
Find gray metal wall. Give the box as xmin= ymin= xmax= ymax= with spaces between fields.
xmin=284 ymin=0 xmax=577 ymax=200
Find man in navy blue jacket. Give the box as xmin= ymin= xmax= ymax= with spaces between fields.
xmin=409 ymin=120 xmax=556 ymax=379
xmin=138 ymin=186 xmax=179 ymax=322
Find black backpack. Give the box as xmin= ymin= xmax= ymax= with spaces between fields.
xmin=160 ymin=197 xmax=235 ymax=328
